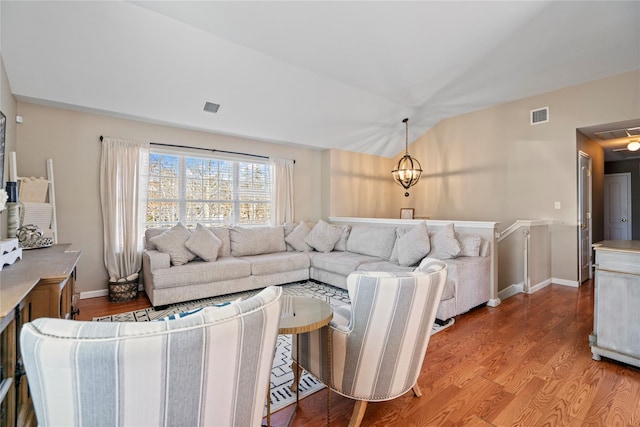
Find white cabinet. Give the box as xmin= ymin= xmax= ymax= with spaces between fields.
xmin=590 ymin=240 xmax=640 ymax=368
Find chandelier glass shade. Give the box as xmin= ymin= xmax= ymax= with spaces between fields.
xmin=392 ymin=118 xmax=422 ymax=197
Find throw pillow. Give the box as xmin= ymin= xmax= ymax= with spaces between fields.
xmin=397 ymin=223 xmax=431 ymax=266
xmin=390 ymin=227 xmax=411 ymax=263
xmin=210 ymin=227 xmax=232 ymax=257
xmin=283 ymin=222 xmax=297 ymax=251
xmin=456 ymin=232 xmax=482 ymax=257
xmin=149 ymin=222 xmax=196 ymax=266
xmin=333 ymin=224 xmax=351 ymax=252
xmin=285 ymin=221 xmax=313 ymax=252
xmin=185 ymin=223 xmax=223 ymax=262
xmin=304 ymin=219 xmax=342 ymax=253
xmin=427 ymin=223 xmax=461 ymax=259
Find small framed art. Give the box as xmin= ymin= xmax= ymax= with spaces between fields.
xmin=400 ymin=208 xmax=414 ymax=219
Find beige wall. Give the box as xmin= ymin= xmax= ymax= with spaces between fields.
xmin=330 ymin=70 xmax=639 ymax=284
xmin=325 ymin=148 xmax=398 ymax=218
xmin=414 ymin=71 xmax=638 ymax=284
xmin=14 ymin=102 xmax=323 ymax=294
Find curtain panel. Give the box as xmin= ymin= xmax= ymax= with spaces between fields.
xmin=100 ymin=137 xmax=149 ymax=281
xmin=270 ymin=158 xmax=294 ymax=225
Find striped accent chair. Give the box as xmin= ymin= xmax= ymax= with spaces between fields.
xmin=20 ymin=286 xmax=283 ymax=427
xmin=294 ymin=261 xmax=447 ymax=427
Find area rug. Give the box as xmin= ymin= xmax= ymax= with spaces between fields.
xmin=94 ymin=281 xmax=454 ymax=413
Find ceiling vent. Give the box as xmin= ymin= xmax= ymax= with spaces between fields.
xmin=203 ymin=101 xmax=221 ymax=114
xmin=530 ymin=107 xmax=549 ymax=125
xmin=594 ymin=126 xmax=640 ymax=140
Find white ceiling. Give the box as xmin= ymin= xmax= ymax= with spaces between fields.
xmin=1 ymin=1 xmax=639 ymax=158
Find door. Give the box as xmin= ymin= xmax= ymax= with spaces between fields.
xmin=604 ymin=173 xmax=632 ymax=240
xmin=578 ymin=152 xmax=592 ymax=283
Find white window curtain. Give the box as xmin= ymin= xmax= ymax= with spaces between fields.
xmin=100 ymin=137 xmax=149 ymax=282
xmin=270 ymin=157 xmax=294 ymax=225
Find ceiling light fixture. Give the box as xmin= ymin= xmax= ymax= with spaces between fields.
xmin=392 ymin=118 xmax=422 ymax=197
xmin=627 ymin=141 xmax=640 ymax=152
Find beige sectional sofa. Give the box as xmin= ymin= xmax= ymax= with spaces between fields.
xmin=142 ymin=217 xmax=500 ymax=320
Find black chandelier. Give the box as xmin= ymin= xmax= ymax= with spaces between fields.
xmin=391 ymin=118 xmax=422 ymax=197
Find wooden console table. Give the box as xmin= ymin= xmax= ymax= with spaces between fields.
xmin=0 ymin=244 xmax=80 ymax=427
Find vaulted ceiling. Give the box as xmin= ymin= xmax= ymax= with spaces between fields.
xmin=1 ymin=1 xmax=638 ymax=158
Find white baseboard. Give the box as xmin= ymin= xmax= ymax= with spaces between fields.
xmin=497 ymin=278 xmax=578 ymax=302
xmin=499 ymin=282 xmax=524 ymax=301
xmin=487 ymin=297 xmax=502 ymax=307
xmin=552 ymin=278 xmax=580 ymax=288
xmin=528 ymin=278 xmax=553 ymax=293
xmin=80 ymin=289 xmax=108 ymax=299
xmin=80 ymin=283 xmax=144 ymax=300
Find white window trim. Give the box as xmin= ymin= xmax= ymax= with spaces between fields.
xmin=145 ymin=147 xmax=273 ymax=228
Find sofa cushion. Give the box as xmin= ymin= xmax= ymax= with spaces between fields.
xmin=455 ymin=232 xmax=482 ymax=257
xmin=333 ymin=225 xmax=351 ymax=252
xmin=397 ymin=223 xmax=431 ymax=266
xmin=240 ymin=252 xmax=311 ymax=276
xmin=150 ymin=257 xmax=251 ymax=289
xmin=356 ymin=261 xmax=413 ymax=273
xmin=310 ymin=251 xmax=384 ymax=276
xmin=346 ymin=225 xmax=397 ymax=260
xmin=285 ymin=221 xmax=313 ymax=252
xmin=149 ymin=223 xmax=196 ymax=266
xmin=427 ymin=223 xmax=461 ymax=259
xmin=185 ymin=223 xmax=222 ymax=262
xmin=230 ymin=226 xmax=286 ymax=256
xmin=304 ymin=220 xmax=342 ymax=253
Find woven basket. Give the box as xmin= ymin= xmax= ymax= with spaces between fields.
xmin=108 ymin=280 xmax=138 ymax=303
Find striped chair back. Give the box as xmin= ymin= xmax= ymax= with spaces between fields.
xmin=21 ymin=286 xmax=283 ymax=427
xmin=294 ymin=260 xmax=447 ymax=426
xmin=334 ymin=267 xmax=447 ymax=399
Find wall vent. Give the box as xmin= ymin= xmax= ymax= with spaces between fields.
xmin=530 ymin=107 xmax=549 ymax=125
xmin=203 ymin=101 xmax=221 ymax=114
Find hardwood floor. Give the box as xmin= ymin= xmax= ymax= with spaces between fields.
xmin=77 ymin=280 xmax=640 ymax=426
xmin=76 ymin=291 xmax=152 ymax=321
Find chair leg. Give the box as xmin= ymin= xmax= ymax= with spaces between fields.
xmin=412 ymin=383 xmax=422 ymax=397
xmin=348 ymin=400 xmax=368 ymax=427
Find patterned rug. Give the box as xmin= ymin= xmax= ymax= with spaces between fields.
xmin=94 ymin=281 xmax=454 ymax=413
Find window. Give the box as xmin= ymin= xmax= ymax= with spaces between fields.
xmin=146 ymin=151 xmax=272 ymax=228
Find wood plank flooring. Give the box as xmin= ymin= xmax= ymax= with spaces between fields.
xmin=77 ymin=280 xmax=640 ymax=426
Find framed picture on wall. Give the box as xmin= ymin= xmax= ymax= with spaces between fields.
xmin=400 ymin=208 xmax=414 ymax=219
xmin=0 ymin=110 xmax=5 ymax=189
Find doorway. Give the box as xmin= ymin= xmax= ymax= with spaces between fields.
xmin=604 ymin=173 xmax=632 ymax=240
xmin=578 ymin=152 xmax=592 ymax=283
